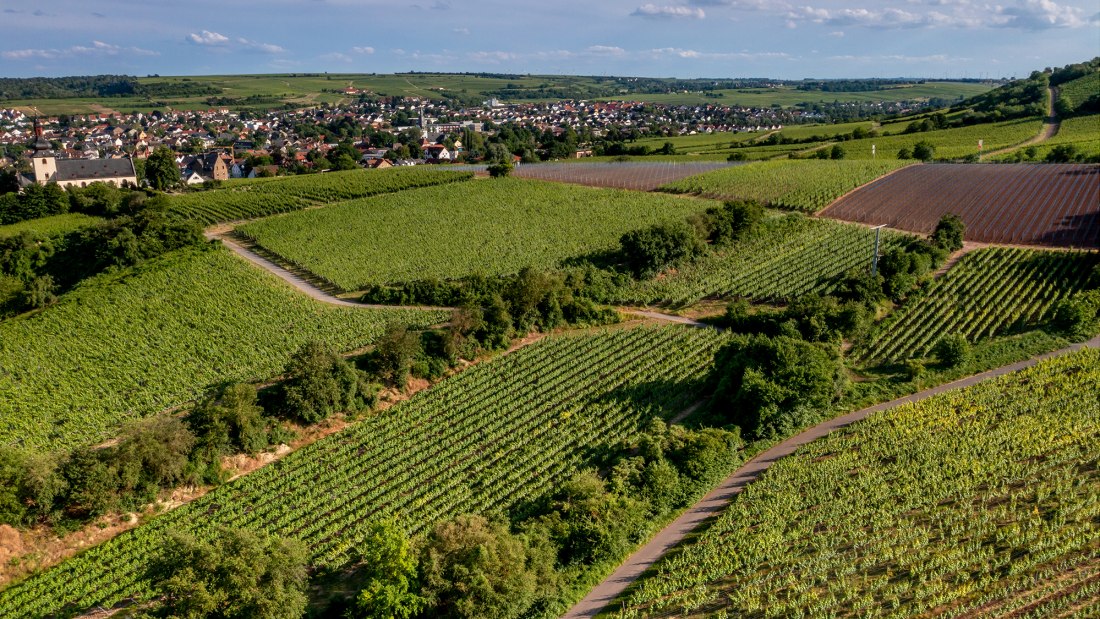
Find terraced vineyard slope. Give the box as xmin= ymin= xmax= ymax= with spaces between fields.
xmin=615 ymin=215 xmax=903 ymax=307
xmin=0 ymin=325 xmax=726 ymax=618
xmin=239 ymin=178 xmax=715 ymax=290
xmin=614 ymin=346 xmax=1100 ymax=618
xmin=821 ymin=164 xmax=1100 ymax=247
xmin=860 ymin=247 xmax=1099 ymax=363
xmin=167 ymin=167 xmax=474 ymax=224
xmin=659 ymin=159 xmax=910 ymax=212
xmin=0 ymin=247 xmax=447 ymax=451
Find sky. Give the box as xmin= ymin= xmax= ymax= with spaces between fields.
xmin=1 ymin=0 xmax=1097 ymax=80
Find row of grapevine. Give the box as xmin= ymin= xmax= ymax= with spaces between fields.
xmin=659 ymin=159 xmax=911 ymax=212
xmin=167 ymin=167 xmax=474 ymax=225
xmin=860 ymin=248 xmax=1099 ymax=363
xmin=616 ymin=216 xmax=902 ymax=307
xmin=0 ymin=248 xmax=447 ymax=451
xmin=0 ymin=325 xmax=727 ymax=618
xmin=238 ymin=177 xmax=715 ymax=291
xmin=615 ymin=347 xmax=1100 ymax=618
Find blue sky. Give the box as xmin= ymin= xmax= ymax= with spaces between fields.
xmin=1 ymin=0 xmax=1097 ymax=79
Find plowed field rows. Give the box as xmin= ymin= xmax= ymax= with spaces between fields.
xmin=821 ymin=164 xmax=1099 ymax=248
xmin=456 ymin=161 xmax=737 ymax=190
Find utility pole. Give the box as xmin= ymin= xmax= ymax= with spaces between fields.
xmin=871 ymin=224 xmax=887 ymax=276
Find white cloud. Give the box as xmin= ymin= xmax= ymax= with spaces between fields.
xmin=188 ymin=30 xmax=230 ymax=46
xmin=1000 ymin=0 xmax=1088 ymax=29
xmin=320 ymin=52 xmax=353 ymax=63
xmin=453 ymin=27 xmax=470 ymax=35
xmin=352 ymin=46 xmax=376 ymax=54
xmin=2 ymin=40 xmax=158 ymax=60
xmin=468 ymin=50 xmax=517 ymax=62
xmin=648 ymin=47 xmax=793 ymax=60
xmin=828 ymin=30 xmax=845 ymax=36
xmin=238 ymin=38 xmax=285 ymax=54
xmin=788 ymin=0 xmax=1088 ymax=29
xmin=586 ymin=45 xmax=627 ymax=56
xmin=632 ymin=4 xmax=707 ymax=19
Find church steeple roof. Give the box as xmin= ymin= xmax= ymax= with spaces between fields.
xmin=32 ymin=116 xmax=52 ymax=153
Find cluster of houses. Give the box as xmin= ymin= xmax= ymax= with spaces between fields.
xmin=0 ymin=91 xmax=921 ymax=187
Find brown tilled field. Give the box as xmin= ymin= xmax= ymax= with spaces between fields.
xmin=820 ymin=164 xmax=1099 ymax=248
xmin=486 ymin=161 xmax=736 ymax=191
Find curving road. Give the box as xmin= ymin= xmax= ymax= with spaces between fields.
xmin=562 ymin=333 xmax=1100 ymax=618
xmin=205 ymin=230 xmax=452 ymax=312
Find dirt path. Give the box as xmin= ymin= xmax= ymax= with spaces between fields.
xmin=206 ymin=231 xmax=451 ymax=312
xmin=620 ymin=308 xmax=712 ymax=328
xmin=562 ymin=332 xmax=1100 ymax=618
xmin=984 ymin=86 xmax=1060 ymax=158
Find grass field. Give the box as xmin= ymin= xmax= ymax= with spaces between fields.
xmin=0 ymin=213 xmax=104 ymax=239
xmin=0 ymin=325 xmax=727 ymax=618
xmin=0 ymin=247 xmax=447 ymax=451
xmin=239 ymin=178 xmax=716 ymax=290
xmin=659 ymin=159 xmax=911 ymax=211
xmin=613 ymin=214 xmax=906 ymax=307
xmin=615 ymin=346 xmax=1100 ymax=618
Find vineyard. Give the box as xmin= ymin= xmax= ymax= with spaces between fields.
xmin=1008 ymin=114 xmax=1100 ymax=161
xmin=659 ymin=159 xmax=910 ymax=211
xmin=0 ymin=213 xmax=104 ymax=239
xmin=508 ymin=161 xmax=736 ymax=191
xmin=0 ymin=325 xmax=728 ymax=618
xmin=166 ymin=167 xmax=474 ymax=224
xmin=860 ymin=248 xmax=1100 ymax=364
xmin=614 ymin=215 xmax=901 ymax=307
xmin=836 ymin=116 xmax=1043 ymax=160
xmin=238 ymin=178 xmax=715 ymax=290
xmin=821 ymin=164 xmax=1100 ymax=247
xmin=614 ymin=347 xmax=1100 ymax=618
xmin=1058 ymin=73 xmax=1100 ymax=114
xmin=0 ymin=248 xmax=447 ymax=451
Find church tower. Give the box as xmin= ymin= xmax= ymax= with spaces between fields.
xmin=31 ymin=117 xmax=57 ymax=184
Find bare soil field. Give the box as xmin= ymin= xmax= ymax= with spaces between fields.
xmin=820 ymin=164 xmax=1099 ymax=248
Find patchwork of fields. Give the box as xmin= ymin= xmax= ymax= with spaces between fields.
xmin=614 ymin=214 xmax=904 ymax=307
xmin=0 ymin=325 xmax=726 ymax=618
xmin=822 ymin=164 xmax=1100 ymax=247
xmin=238 ymin=178 xmax=715 ymax=290
xmin=0 ymin=248 xmax=446 ymax=451
xmin=659 ymin=159 xmax=912 ymax=211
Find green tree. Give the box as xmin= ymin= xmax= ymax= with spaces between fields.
xmin=372 ymin=323 xmax=423 ymax=388
xmin=419 ymin=514 xmax=540 ymax=619
xmin=280 ymin=341 xmax=371 ymax=423
xmin=709 ymin=335 xmax=846 ymax=440
xmin=189 ymin=382 xmax=269 ymax=457
xmin=346 ymin=521 xmax=427 ymax=619
xmin=146 ymin=146 xmax=180 ymax=191
xmin=932 ymin=213 xmax=965 ymax=252
xmin=146 ymin=527 xmax=309 ymax=619
xmin=912 ymin=140 xmax=935 ymax=162
xmin=934 ymin=333 xmax=972 ymax=367
xmin=619 ymin=221 xmax=705 ymax=278
xmin=487 ymin=161 xmax=513 ymax=177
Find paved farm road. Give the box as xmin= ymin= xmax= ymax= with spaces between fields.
xmin=562 ymin=332 xmax=1100 ymax=618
